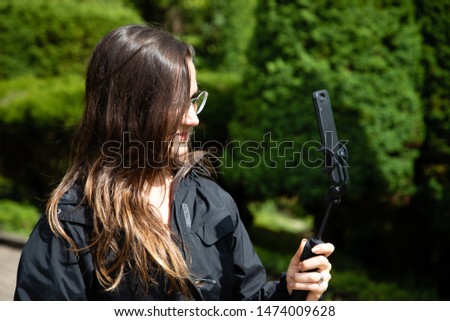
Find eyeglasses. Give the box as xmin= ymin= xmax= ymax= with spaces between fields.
xmin=191 ymin=91 xmax=208 ymax=114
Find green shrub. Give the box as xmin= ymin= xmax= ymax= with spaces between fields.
xmin=0 ymin=200 xmax=41 ymax=236
xmin=127 ymin=0 xmax=257 ymax=72
xmin=0 ymin=74 xmax=84 ymax=126
xmin=409 ymin=0 xmax=450 ymax=299
xmin=0 ymin=0 xmax=143 ymax=79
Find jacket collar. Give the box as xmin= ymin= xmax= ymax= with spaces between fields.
xmin=57 ymin=182 xmax=92 ymax=225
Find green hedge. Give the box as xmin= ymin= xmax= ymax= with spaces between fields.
xmin=0 ymin=0 xmax=143 ymax=79
xmin=0 ymin=74 xmax=84 ymax=126
xmin=0 ymin=200 xmax=41 ymax=236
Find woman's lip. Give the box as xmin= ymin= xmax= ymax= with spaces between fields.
xmin=177 ymin=132 xmax=189 ymax=142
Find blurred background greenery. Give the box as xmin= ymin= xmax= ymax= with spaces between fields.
xmin=0 ymin=0 xmax=448 ymax=300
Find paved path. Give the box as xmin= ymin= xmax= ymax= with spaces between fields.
xmin=0 ymin=244 xmax=22 ymax=301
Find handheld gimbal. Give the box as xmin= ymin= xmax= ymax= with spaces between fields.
xmin=291 ymin=89 xmax=349 ymax=300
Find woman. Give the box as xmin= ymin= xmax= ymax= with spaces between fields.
xmin=14 ymin=24 xmax=334 ymax=300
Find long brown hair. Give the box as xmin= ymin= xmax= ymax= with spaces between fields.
xmin=47 ymin=25 xmax=196 ymax=294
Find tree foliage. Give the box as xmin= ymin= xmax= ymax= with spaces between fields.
xmin=0 ymin=0 xmax=142 ymax=79
xmin=411 ymin=0 xmax=450 ymax=297
xmin=125 ymin=0 xmax=257 ymax=71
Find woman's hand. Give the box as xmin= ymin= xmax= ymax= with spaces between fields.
xmin=286 ymin=238 xmax=335 ymax=301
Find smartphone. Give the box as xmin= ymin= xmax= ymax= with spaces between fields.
xmin=312 ymin=89 xmax=349 ymax=200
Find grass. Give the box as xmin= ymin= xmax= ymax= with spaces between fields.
xmin=249 ymin=199 xmax=313 ymax=234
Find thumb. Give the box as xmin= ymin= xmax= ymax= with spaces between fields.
xmin=290 ymin=238 xmax=307 ymax=266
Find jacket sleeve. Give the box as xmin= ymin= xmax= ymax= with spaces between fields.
xmin=230 ymin=204 xmax=291 ymax=301
xmin=14 ymin=216 xmax=91 ymax=300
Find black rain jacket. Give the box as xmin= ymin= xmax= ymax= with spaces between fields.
xmin=14 ymin=172 xmax=290 ymax=300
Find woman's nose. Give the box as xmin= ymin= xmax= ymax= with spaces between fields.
xmin=181 ymin=104 xmax=199 ymax=127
